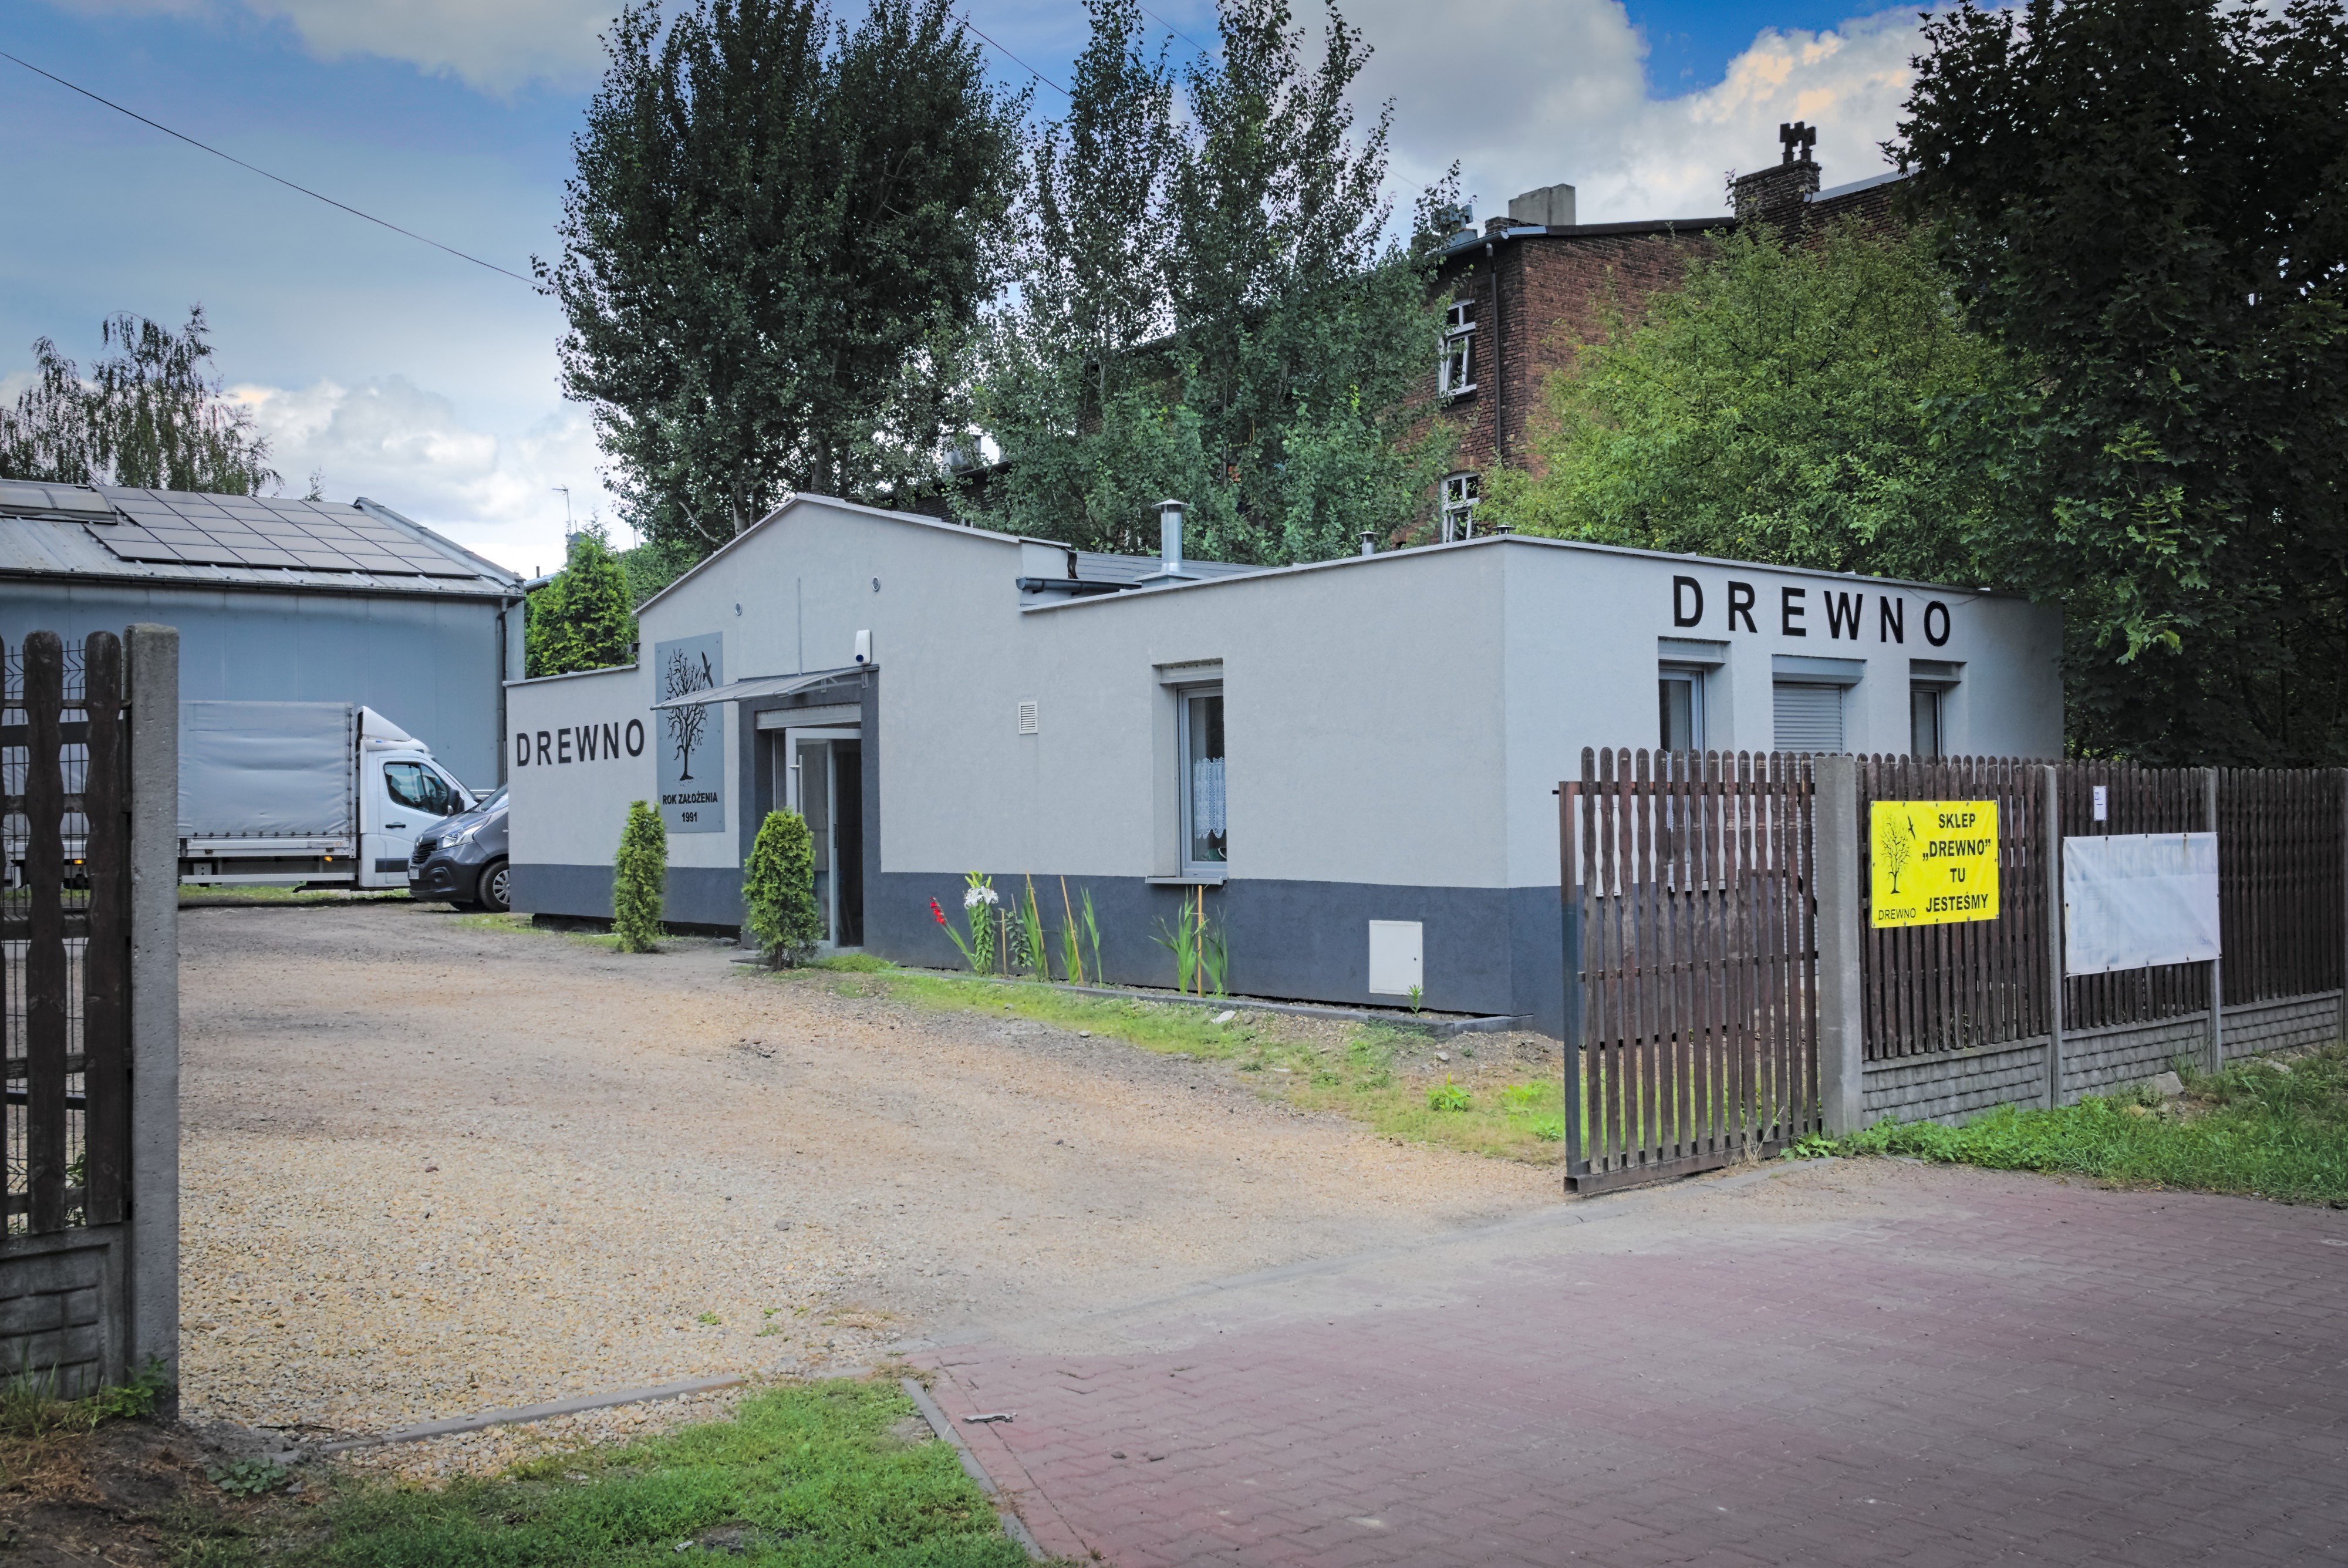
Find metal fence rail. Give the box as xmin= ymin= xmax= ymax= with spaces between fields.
xmin=3 ymin=632 xmax=129 ymax=1236
xmin=1561 ymin=748 xmax=1818 ymax=1193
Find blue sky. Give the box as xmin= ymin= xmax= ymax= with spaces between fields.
xmin=2 ymin=0 xmax=1940 ymax=572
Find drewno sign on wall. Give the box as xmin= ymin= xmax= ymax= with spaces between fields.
xmin=655 ymin=632 xmax=723 ymax=833
xmin=1870 ymin=799 xmax=2000 ymax=928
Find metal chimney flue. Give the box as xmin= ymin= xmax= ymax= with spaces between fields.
xmin=1358 ymin=531 xmax=1377 ymax=556
xmin=1158 ymin=499 xmax=1187 ymax=576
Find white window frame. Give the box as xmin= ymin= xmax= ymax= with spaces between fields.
xmin=1175 ymin=681 xmax=1227 ymax=875
xmin=1658 ymin=665 xmax=1706 ymax=753
xmin=1439 ymin=299 xmax=1476 ymax=398
xmin=1441 ymin=471 xmax=1480 ymax=541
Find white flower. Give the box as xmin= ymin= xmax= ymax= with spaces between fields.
xmin=963 ymin=885 xmax=998 ymax=909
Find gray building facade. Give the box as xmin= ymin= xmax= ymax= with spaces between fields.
xmin=507 ymin=495 xmax=2062 ymax=1034
xmin=0 ymin=481 xmax=523 ymax=788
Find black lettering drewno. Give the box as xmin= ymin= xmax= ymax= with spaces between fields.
xmin=1672 ymin=575 xmax=1704 ymax=628
xmin=1925 ymin=600 xmax=1952 ymax=647
xmin=1781 ymin=585 xmax=1807 ymax=636
xmin=601 ymin=721 xmax=620 ymax=758
xmin=514 ymin=731 xmax=529 ymax=767
xmin=536 ymin=730 xmax=551 ymax=766
xmin=1826 ymin=591 xmax=1862 ymax=640
xmin=557 ymin=727 xmax=573 ymax=764
xmin=1728 ymin=581 xmax=1757 ymax=633
xmin=578 ymin=725 xmax=601 ymax=761
xmin=1880 ymin=598 xmax=1905 ymax=643
xmin=625 ymin=719 xmax=646 ymax=757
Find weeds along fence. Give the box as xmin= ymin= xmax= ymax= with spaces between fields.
xmin=3 ymin=632 xmax=129 ymax=1237
xmin=1858 ymin=759 xmax=2345 ymax=1064
xmin=1560 ymin=748 xmax=1818 ymax=1193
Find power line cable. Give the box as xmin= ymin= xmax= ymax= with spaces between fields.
xmin=1136 ymin=4 xmax=1211 ymax=56
xmin=0 ymin=49 xmax=537 ymax=286
xmin=955 ymin=14 xmax=1070 ymax=96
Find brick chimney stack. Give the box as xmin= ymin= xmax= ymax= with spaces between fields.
xmin=1732 ymin=121 xmax=1820 ymax=223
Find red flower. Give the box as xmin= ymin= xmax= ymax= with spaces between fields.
xmin=930 ymin=898 xmax=947 ymax=925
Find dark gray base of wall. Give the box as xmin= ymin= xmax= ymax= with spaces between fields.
xmin=1863 ymin=989 xmax=2346 ymax=1127
xmin=0 ymin=1223 xmax=128 ymax=1398
xmin=513 ymin=863 xmax=744 ymax=930
xmin=515 ymin=862 xmax=1571 ymax=1033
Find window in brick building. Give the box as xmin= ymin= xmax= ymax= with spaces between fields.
xmin=1439 ymin=299 xmax=1476 ymax=397
xmin=1441 ymin=471 xmax=1480 ymax=541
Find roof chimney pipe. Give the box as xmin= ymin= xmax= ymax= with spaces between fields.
xmin=1358 ymin=531 xmax=1377 ymax=556
xmin=1158 ymin=499 xmax=1188 ymax=578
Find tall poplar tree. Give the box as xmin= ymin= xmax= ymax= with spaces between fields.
xmin=976 ymin=0 xmax=1456 ymax=564
xmin=545 ymin=0 xmax=1025 ymax=555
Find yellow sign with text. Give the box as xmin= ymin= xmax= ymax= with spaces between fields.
xmin=1870 ymin=800 xmax=2000 ymax=928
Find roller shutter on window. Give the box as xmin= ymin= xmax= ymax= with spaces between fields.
xmin=1773 ymin=682 xmax=1845 ymax=753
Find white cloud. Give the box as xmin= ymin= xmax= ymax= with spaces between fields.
xmin=231 ymin=376 xmax=616 ymax=575
xmin=1349 ymin=0 xmax=1934 ymax=222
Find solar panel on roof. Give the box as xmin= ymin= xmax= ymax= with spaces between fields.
xmin=86 ymin=490 xmax=491 ymax=578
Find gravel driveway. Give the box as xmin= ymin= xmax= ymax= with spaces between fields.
xmin=180 ymin=903 xmax=1553 ymax=1476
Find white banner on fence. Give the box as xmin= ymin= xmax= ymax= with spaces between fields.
xmin=2063 ymin=832 xmax=2220 ymax=976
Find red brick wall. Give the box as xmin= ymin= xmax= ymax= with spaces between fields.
xmin=1429 ymin=178 xmax=1905 ymax=485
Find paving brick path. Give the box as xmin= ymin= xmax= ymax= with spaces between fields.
xmin=916 ymin=1162 xmax=2348 ymax=1566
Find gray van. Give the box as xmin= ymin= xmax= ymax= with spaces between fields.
xmin=408 ymin=787 xmax=510 ymax=912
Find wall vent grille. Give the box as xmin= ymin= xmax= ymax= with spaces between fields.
xmin=1017 ymin=700 xmax=1039 ymax=735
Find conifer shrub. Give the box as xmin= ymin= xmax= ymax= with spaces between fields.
xmin=744 ymin=809 xmax=821 ymax=967
xmin=613 ymin=800 xmax=666 ymax=951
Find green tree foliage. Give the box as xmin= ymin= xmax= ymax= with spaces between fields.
xmin=976 ymin=0 xmax=1458 ymax=564
xmin=0 ymin=308 xmax=278 ymax=493
xmin=525 ymin=526 xmax=638 ymax=677
xmin=613 ymin=800 xmax=668 ymax=952
xmin=545 ymin=0 xmax=1026 ymax=556
xmin=1894 ymin=0 xmax=2348 ymax=764
xmin=743 ymin=809 xmax=821 ymax=966
xmin=1483 ymin=221 xmax=2024 ymax=584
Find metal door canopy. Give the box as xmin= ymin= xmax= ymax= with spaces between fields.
xmin=2064 ymin=831 xmax=2219 ymax=976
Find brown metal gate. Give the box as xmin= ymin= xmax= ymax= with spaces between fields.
xmin=1560 ymin=748 xmax=1819 ymax=1193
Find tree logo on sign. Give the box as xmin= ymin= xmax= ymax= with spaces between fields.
xmin=1881 ymin=809 xmax=1915 ymax=894
xmin=663 ymin=646 xmax=715 ymax=781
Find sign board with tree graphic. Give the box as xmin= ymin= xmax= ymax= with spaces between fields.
xmin=654 ymin=632 xmax=724 ymax=833
xmin=1870 ymin=800 xmax=1999 ymax=928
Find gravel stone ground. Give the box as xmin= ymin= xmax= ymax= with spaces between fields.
xmin=180 ymin=902 xmax=1554 ymax=1480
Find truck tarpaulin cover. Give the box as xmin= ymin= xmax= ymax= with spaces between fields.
xmin=2062 ymin=831 xmax=2221 ymax=977
xmin=179 ymin=702 xmax=354 ymax=838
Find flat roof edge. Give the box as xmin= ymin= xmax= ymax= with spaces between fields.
xmin=1019 ymin=534 xmax=2023 ymax=616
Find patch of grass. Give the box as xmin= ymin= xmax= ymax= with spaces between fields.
xmin=811 ymin=952 xmax=891 ymax=972
xmin=298 ymin=1378 xmax=1024 ymax=1566
xmin=1835 ymin=1044 xmax=2348 ymax=1203
xmin=1426 ymin=1076 xmax=1473 ymax=1112
xmin=181 ymin=886 xmax=410 ymax=906
xmin=0 ymin=1357 xmax=169 ymax=1441
xmin=454 ymin=912 xmax=537 ymax=935
xmin=753 ymin=966 xmax=1569 ymax=1164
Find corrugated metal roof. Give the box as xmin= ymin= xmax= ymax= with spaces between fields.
xmin=0 ymin=485 xmax=518 ymax=597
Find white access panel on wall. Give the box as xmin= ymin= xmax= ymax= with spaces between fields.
xmin=2063 ymin=832 xmax=2220 ymax=976
xmin=1368 ymin=920 xmax=1423 ymax=996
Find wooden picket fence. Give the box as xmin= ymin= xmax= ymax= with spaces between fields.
xmin=1560 ymin=748 xmax=1818 ymax=1192
xmin=1853 ymin=758 xmax=2341 ymax=1060
xmin=4 ymin=631 xmax=131 ymax=1236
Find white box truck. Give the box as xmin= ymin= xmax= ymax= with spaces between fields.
xmin=179 ymin=702 xmax=475 ymax=888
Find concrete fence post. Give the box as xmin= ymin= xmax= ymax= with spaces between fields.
xmin=1813 ymin=754 xmax=1865 ymax=1135
xmin=2207 ymin=767 xmax=2224 ymax=1075
xmin=2043 ymin=765 xmax=2066 ymax=1109
xmin=125 ymin=624 xmax=180 ymax=1398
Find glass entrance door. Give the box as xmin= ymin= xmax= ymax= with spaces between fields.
xmin=774 ymin=728 xmax=864 ymax=947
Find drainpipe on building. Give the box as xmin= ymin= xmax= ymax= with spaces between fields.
xmin=1485 ymin=239 xmax=1506 ymax=466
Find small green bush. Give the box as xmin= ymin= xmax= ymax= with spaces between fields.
xmin=1428 ymin=1075 xmax=1472 ymax=1112
xmin=743 ymin=810 xmax=822 ymax=966
xmin=612 ymin=800 xmax=667 ymax=952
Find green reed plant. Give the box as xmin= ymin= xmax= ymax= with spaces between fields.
xmin=1081 ymin=887 xmax=1104 ymax=983
xmin=1058 ymin=876 xmax=1086 ymax=984
xmin=1020 ymin=876 xmax=1051 ymax=980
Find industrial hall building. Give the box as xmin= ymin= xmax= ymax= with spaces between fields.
xmin=0 ymin=480 xmax=522 ymax=789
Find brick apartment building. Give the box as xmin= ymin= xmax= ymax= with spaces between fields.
xmin=1429 ymin=124 xmax=1905 ymax=539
